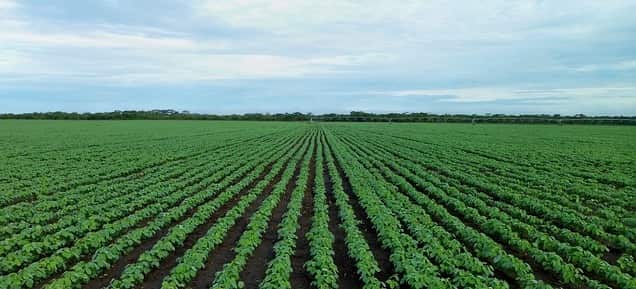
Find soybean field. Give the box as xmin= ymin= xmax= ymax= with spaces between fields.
xmin=0 ymin=120 xmax=635 ymax=289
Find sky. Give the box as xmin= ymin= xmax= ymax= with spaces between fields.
xmin=1 ymin=0 xmax=635 ymax=115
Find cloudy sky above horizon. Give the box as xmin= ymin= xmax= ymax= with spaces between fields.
xmin=1 ymin=0 xmax=635 ymax=115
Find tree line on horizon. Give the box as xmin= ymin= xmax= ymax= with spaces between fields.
xmin=1 ymin=110 xmax=634 ymax=125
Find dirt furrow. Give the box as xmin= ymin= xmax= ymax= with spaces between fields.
xmin=323 ymin=135 xmax=395 ymax=283
xmin=188 ymin=137 xmax=310 ymax=289
xmin=289 ymin=143 xmax=316 ymax=289
xmin=238 ymin=144 xmax=309 ymax=288
xmin=81 ymin=160 xmax=278 ymax=289
xmin=322 ymin=146 xmax=364 ymax=289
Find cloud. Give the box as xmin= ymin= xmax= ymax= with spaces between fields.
xmin=195 ymin=1 xmax=383 ymax=30
xmin=0 ymin=3 xmax=389 ymax=84
xmin=0 ymin=0 xmax=21 ymax=28
xmin=1 ymin=0 xmax=636 ymax=114
xmin=0 ymin=48 xmax=388 ymax=85
xmin=565 ymin=60 xmax=636 ymax=73
xmin=194 ymin=1 xmax=633 ymax=38
xmin=0 ymin=0 xmax=17 ymax=10
xmin=95 ymin=53 xmax=367 ymax=84
xmin=371 ymin=86 xmax=636 ymax=104
xmin=0 ymin=30 xmax=223 ymax=50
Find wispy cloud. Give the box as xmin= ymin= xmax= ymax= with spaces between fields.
xmin=1 ymin=30 xmax=222 ymax=50
xmin=371 ymin=86 xmax=636 ymax=103
xmin=1 ymin=0 xmax=635 ymax=114
xmin=0 ymin=0 xmax=17 ymax=10
xmin=562 ymin=60 xmax=636 ymax=73
xmin=0 ymin=3 xmax=387 ymax=84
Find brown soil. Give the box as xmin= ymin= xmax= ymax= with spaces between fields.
xmin=341 ymin=128 xmax=622 ymax=289
xmin=602 ymin=247 xmax=622 ymax=265
xmin=37 ymin=168 xmax=231 ymax=289
xmin=79 ymin=136 xmax=304 ymax=289
xmin=238 ymin=143 xmax=310 ymax=288
xmin=393 ymin=164 xmax=570 ymax=289
xmin=136 ymin=141 xmax=311 ymax=289
xmin=81 ymin=159 xmax=276 ymax=289
xmin=323 ymin=137 xmax=395 ymax=283
xmin=323 ymin=149 xmax=364 ymax=289
xmin=289 ymin=143 xmax=316 ymax=289
xmin=188 ymin=139 xmax=309 ymax=289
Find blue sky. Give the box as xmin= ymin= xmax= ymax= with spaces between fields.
xmin=1 ymin=0 xmax=635 ymax=115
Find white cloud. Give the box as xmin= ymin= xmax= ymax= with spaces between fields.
xmin=1 ymin=0 xmax=635 ymax=115
xmin=4 ymin=1 xmax=633 ymax=86
xmin=0 ymin=0 xmax=17 ymax=10
xmin=195 ymin=1 xmax=632 ymax=38
xmin=0 ymin=0 xmax=22 ymax=29
xmin=192 ymin=0 xmax=636 ymax=76
xmin=96 ymin=53 xmax=340 ymax=84
xmin=568 ymin=60 xmax=636 ymax=72
xmin=0 ymin=30 xmax=225 ymax=50
xmin=0 ymin=2 xmax=389 ymax=84
xmin=0 ymin=48 xmax=387 ymax=85
xmin=372 ymin=86 xmax=636 ymax=103
xmin=196 ymin=0 xmax=382 ymax=30
xmin=0 ymin=50 xmax=29 ymax=72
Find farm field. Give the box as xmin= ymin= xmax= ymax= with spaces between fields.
xmin=0 ymin=120 xmax=634 ymax=289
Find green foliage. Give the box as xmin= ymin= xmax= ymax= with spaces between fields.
xmin=0 ymin=121 xmax=633 ymax=289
